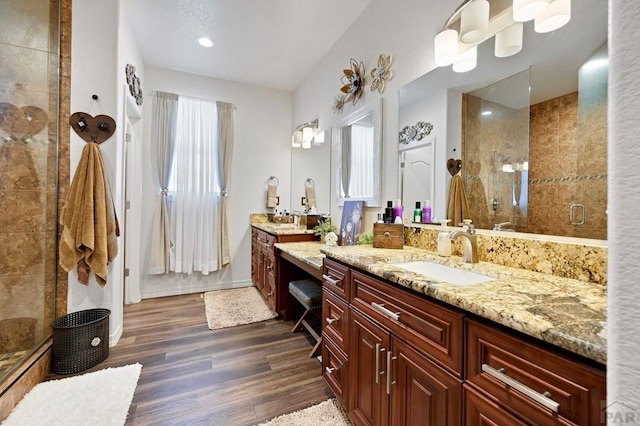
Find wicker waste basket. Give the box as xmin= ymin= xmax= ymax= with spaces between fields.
xmin=51 ymin=308 xmax=110 ymax=375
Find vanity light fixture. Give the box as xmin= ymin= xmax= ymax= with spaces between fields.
xmin=434 ymin=0 xmax=571 ymax=73
xmin=292 ymin=119 xmax=321 ymax=149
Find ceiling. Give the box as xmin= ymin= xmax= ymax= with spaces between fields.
xmin=123 ymin=0 xmax=372 ymax=91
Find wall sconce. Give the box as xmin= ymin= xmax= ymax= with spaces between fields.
xmin=292 ymin=119 xmax=322 ymax=149
xmin=434 ymin=0 xmax=571 ymax=73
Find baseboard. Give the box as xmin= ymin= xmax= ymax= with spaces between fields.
xmin=109 ymin=322 xmax=123 ymax=347
xmin=140 ymin=279 xmax=253 ymax=300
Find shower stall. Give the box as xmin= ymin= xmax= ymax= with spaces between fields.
xmin=0 ymin=0 xmax=62 ymax=386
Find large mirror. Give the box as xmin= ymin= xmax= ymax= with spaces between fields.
xmin=398 ymin=0 xmax=608 ymax=240
xmin=290 ymin=130 xmax=332 ymax=215
xmin=334 ymin=99 xmax=383 ymax=207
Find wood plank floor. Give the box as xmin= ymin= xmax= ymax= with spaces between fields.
xmin=47 ymin=293 xmax=334 ymax=425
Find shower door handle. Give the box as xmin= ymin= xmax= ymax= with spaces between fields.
xmin=570 ymin=203 xmax=585 ymax=225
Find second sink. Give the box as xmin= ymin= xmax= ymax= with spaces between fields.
xmin=393 ymin=261 xmax=496 ymax=286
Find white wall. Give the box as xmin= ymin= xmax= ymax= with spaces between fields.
xmin=608 ymin=0 xmax=640 ymax=410
xmin=138 ymin=66 xmax=293 ymax=299
xmin=69 ymin=0 xmax=143 ymax=345
xmin=293 ymin=0 xmax=457 ymax=227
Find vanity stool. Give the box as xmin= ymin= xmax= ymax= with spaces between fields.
xmin=288 ymin=279 xmax=323 ymax=358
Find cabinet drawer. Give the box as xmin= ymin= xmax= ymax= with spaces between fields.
xmin=463 ymin=384 xmax=529 ymax=425
xmin=322 ymin=259 xmax=350 ymax=301
xmin=466 ymin=319 xmax=606 ymax=426
xmin=351 ymin=269 xmax=464 ymax=377
xmin=322 ymin=290 xmax=349 ymax=354
xmin=322 ymin=337 xmax=349 ymax=410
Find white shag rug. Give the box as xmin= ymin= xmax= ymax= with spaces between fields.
xmin=203 ymin=286 xmax=278 ymax=330
xmin=2 ymin=363 xmax=142 ymax=426
xmin=258 ymin=399 xmax=351 ymax=426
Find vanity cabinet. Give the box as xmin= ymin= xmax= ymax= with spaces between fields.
xmin=323 ymin=258 xmax=462 ymax=426
xmin=250 ymin=226 xmax=315 ymax=314
xmin=321 ymin=257 xmax=606 ymax=426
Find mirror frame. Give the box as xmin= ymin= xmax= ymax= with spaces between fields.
xmin=333 ymin=98 xmax=383 ymax=207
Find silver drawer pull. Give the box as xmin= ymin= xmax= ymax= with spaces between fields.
xmin=325 ymin=367 xmax=336 ymax=374
xmin=322 ymin=274 xmax=340 ymax=286
xmin=371 ymin=302 xmax=400 ymax=321
xmin=482 ymin=364 xmax=559 ymax=413
xmin=326 ymin=318 xmax=336 ymax=325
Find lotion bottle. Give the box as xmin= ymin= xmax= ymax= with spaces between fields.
xmin=422 ymin=200 xmax=432 ymax=223
xmin=393 ymin=199 xmax=404 ymax=223
xmin=413 ymin=202 xmax=422 ymax=223
xmin=437 ymin=220 xmax=452 ymax=257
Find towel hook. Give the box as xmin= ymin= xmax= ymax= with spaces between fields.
xmin=267 ymin=175 xmax=279 ymax=186
xmin=305 ymin=177 xmax=315 ymax=187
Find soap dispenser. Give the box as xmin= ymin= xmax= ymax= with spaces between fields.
xmin=413 ymin=202 xmax=422 ymax=223
xmin=437 ymin=220 xmax=452 ymax=257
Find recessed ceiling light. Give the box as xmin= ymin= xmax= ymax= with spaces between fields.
xmin=197 ymin=37 xmax=213 ymax=47
xmin=481 ymin=110 xmax=492 ymax=116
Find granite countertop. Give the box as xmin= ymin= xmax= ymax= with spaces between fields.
xmin=318 ymin=245 xmax=607 ymax=365
xmin=252 ymin=222 xmax=316 ymax=236
xmin=274 ymin=241 xmax=326 ymax=270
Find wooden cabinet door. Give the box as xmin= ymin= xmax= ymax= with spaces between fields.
xmin=265 ymin=253 xmax=276 ymax=310
xmin=389 ymin=336 xmax=462 ymax=426
xmin=349 ymin=309 xmax=390 ymax=426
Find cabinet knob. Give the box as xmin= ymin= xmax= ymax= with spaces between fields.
xmin=326 ymin=318 xmax=336 ymax=325
xmin=325 ymin=366 xmax=336 ymax=374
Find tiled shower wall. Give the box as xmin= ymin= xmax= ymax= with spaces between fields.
xmin=463 ymin=94 xmax=529 ymax=231
xmin=464 ymin=91 xmax=607 ymax=239
xmin=529 ymin=92 xmax=607 ymax=239
xmin=0 ymin=0 xmax=60 ymax=356
xmin=0 ymin=0 xmax=70 ymax=406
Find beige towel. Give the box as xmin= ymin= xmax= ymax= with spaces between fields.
xmin=59 ymin=142 xmax=120 ymax=286
xmin=305 ymin=185 xmax=317 ymax=208
xmin=447 ymin=174 xmax=470 ymax=226
xmin=267 ymin=183 xmax=278 ymax=208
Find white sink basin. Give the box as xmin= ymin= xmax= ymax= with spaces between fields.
xmin=393 ymin=261 xmax=496 ymax=286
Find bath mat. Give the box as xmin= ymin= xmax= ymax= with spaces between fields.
xmin=203 ymin=286 xmax=278 ymax=330
xmin=258 ymin=399 xmax=351 ymax=426
xmin=2 ymin=363 xmax=142 ymax=426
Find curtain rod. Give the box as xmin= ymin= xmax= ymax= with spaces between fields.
xmin=150 ymin=90 xmax=237 ymax=110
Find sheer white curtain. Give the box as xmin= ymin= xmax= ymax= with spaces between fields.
xmin=349 ymin=123 xmax=374 ymax=198
xmin=169 ymin=97 xmax=220 ymax=275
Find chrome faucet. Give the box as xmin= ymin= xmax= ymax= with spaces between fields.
xmin=493 ymin=222 xmax=514 ymax=231
xmin=449 ymin=225 xmax=479 ymax=263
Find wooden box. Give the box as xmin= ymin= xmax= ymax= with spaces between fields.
xmin=301 ymin=214 xmax=322 ymax=229
xmin=272 ymin=215 xmax=294 ymax=224
xmin=373 ymin=223 xmax=404 ymax=249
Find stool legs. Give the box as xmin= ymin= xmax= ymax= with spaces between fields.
xmin=291 ymin=307 xmax=322 ymax=357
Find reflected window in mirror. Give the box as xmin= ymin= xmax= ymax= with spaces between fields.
xmin=334 ymin=99 xmax=382 ymax=207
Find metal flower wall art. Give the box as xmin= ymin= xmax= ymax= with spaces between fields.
xmin=370 ymin=54 xmax=393 ymax=93
xmin=339 ymin=58 xmax=366 ymax=107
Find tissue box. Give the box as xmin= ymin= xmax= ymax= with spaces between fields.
xmin=373 ymin=223 xmax=404 ymax=249
xmin=301 ymin=214 xmax=322 ymax=229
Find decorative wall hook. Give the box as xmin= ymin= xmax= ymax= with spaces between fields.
xmin=69 ymin=112 xmax=116 ymax=144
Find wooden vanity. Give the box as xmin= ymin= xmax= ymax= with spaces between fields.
xmin=320 ymin=247 xmax=607 ymax=425
xmin=250 ymin=224 xmax=317 ymax=318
